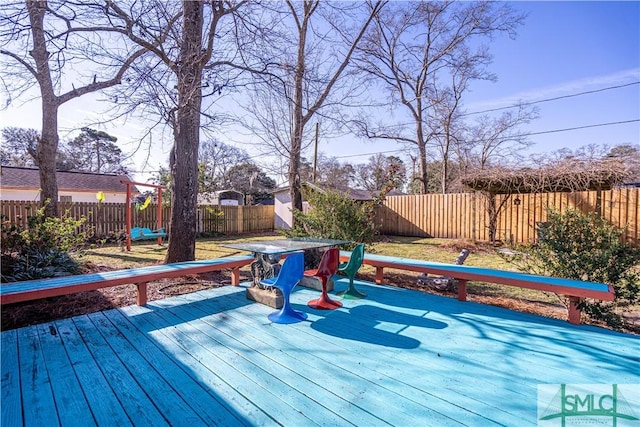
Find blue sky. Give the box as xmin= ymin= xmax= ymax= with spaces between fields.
xmin=462 ymin=1 xmax=639 ymax=153
xmin=1 ymin=1 xmax=638 ymax=183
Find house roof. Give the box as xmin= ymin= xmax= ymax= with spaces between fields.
xmin=0 ymin=166 xmax=135 ymax=193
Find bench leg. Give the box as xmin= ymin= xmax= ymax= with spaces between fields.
xmin=457 ymin=279 xmax=467 ymax=302
xmin=231 ymin=267 xmax=240 ymax=286
xmin=136 ymin=282 xmax=148 ymax=306
xmin=376 ymin=267 xmax=384 ymax=284
xmin=568 ymin=297 xmax=582 ymax=325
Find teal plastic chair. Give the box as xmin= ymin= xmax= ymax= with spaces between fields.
xmin=337 ymin=243 xmax=366 ymax=299
xmin=260 ymin=252 xmax=306 ymax=324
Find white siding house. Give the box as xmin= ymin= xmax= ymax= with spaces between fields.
xmin=0 ymin=166 xmax=137 ymax=203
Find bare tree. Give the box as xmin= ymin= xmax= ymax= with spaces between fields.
xmin=353 ymin=154 xmax=406 ymax=191
xmin=241 ymin=1 xmax=385 ymax=218
xmin=104 ymin=0 xmax=249 ymax=262
xmin=313 ymin=154 xmax=355 ymax=188
xmin=354 ymin=1 xmax=525 ymax=194
xmin=457 ymin=105 xmax=538 ymax=174
xmin=0 ymin=1 xmax=147 ymax=216
xmin=198 ymin=139 xmax=251 ymax=198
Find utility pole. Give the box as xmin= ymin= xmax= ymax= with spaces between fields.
xmin=312 ymin=122 xmax=319 ymax=183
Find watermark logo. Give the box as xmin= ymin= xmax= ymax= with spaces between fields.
xmin=538 ymin=384 xmax=639 ymax=426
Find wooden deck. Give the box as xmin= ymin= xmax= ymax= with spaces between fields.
xmin=2 ymin=278 xmax=638 ymax=426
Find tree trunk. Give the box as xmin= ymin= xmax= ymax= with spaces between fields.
xmin=288 ymin=1 xmax=312 ymax=215
xmin=37 ymin=102 xmax=60 ymax=217
xmin=28 ymin=0 xmax=59 ymax=217
xmin=289 ymin=105 xmax=304 ymax=212
xmin=417 ymin=131 xmax=429 ymax=194
xmin=165 ymin=0 xmax=204 ymax=263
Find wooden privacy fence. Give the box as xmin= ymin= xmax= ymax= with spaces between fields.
xmin=0 ymin=201 xmax=275 ymax=237
xmin=375 ymin=188 xmax=639 ymax=246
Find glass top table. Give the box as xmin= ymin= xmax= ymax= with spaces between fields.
xmin=220 ymin=238 xmax=349 ymax=255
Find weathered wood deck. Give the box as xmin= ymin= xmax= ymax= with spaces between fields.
xmin=2 ymin=278 xmax=638 ymax=426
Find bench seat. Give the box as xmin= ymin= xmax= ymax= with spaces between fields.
xmin=339 ymin=251 xmax=615 ymax=325
xmin=0 ymin=255 xmax=255 ymax=306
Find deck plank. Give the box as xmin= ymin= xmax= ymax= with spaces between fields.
xmin=1 ymin=329 xmax=22 ymax=427
xmin=2 ymin=278 xmax=638 ymax=427
xmin=118 ymin=303 xmax=337 ymax=426
xmin=80 ymin=312 xmax=210 ymax=427
xmin=17 ymin=326 xmax=60 ymax=426
xmin=155 ymin=292 xmax=479 ymax=426
xmin=53 ymin=318 xmax=150 ymax=427
xmin=34 ymin=323 xmax=96 ymax=426
xmin=65 ymin=315 xmax=167 ymax=427
xmin=101 ymin=309 xmax=266 ymax=427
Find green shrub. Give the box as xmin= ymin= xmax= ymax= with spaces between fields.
xmin=504 ymin=208 xmax=640 ymax=329
xmin=284 ymin=187 xmax=378 ymax=248
xmin=1 ymin=204 xmax=90 ymax=282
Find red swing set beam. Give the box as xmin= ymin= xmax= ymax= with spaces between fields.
xmin=121 ymin=180 xmax=167 ymax=252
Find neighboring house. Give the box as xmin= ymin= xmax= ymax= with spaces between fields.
xmin=0 ymin=166 xmax=137 ymax=203
xmin=198 ymin=190 xmax=245 ymax=206
xmin=273 ymin=182 xmax=403 ymax=229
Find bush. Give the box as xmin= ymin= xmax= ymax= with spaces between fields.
xmin=284 ymin=187 xmax=378 ymax=248
xmin=1 ymin=204 xmax=91 ymax=282
xmin=503 ymin=208 xmax=640 ymax=329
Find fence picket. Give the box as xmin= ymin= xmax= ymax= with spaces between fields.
xmin=0 ymin=201 xmax=274 ymax=237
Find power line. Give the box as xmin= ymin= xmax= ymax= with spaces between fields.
xmin=461 ymin=81 xmax=640 ymax=117
xmin=333 ymin=118 xmax=639 ymax=160
xmin=336 ymin=149 xmax=405 ymax=159
xmin=515 ymin=119 xmax=639 ymax=138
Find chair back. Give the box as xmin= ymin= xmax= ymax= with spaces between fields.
xmin=342 ymin=243 xmax=365 ymax=275
xmin=316 ymin=247 xmax=340 ymax=277
xmin=275 ymin=252 xmax=304 ymax=292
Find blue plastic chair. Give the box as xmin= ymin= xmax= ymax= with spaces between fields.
xmin=260 ymin=252 xmax=306 ymax=324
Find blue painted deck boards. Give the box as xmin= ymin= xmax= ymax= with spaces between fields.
xmin=2 ymin=278 xmax=638 ymax=426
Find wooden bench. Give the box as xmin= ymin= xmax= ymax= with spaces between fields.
xmin=0 ymin=255 xmax=255 ymax=306
xmin=339 ymin=251 xmax=615 ymax=325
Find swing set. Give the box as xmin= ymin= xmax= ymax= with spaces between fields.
xmin=121 ymin=180 xmax=167 ymax=251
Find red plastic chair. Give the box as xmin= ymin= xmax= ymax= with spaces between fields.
xmin=306 ymin=247 xmax=342 ymax=310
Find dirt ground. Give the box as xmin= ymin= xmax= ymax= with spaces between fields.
xmin=2 ymin=266 xmax=638 ymax=334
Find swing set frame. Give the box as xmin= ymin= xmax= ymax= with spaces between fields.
xmin=121 ymin=180 xmax=167 ymax=251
